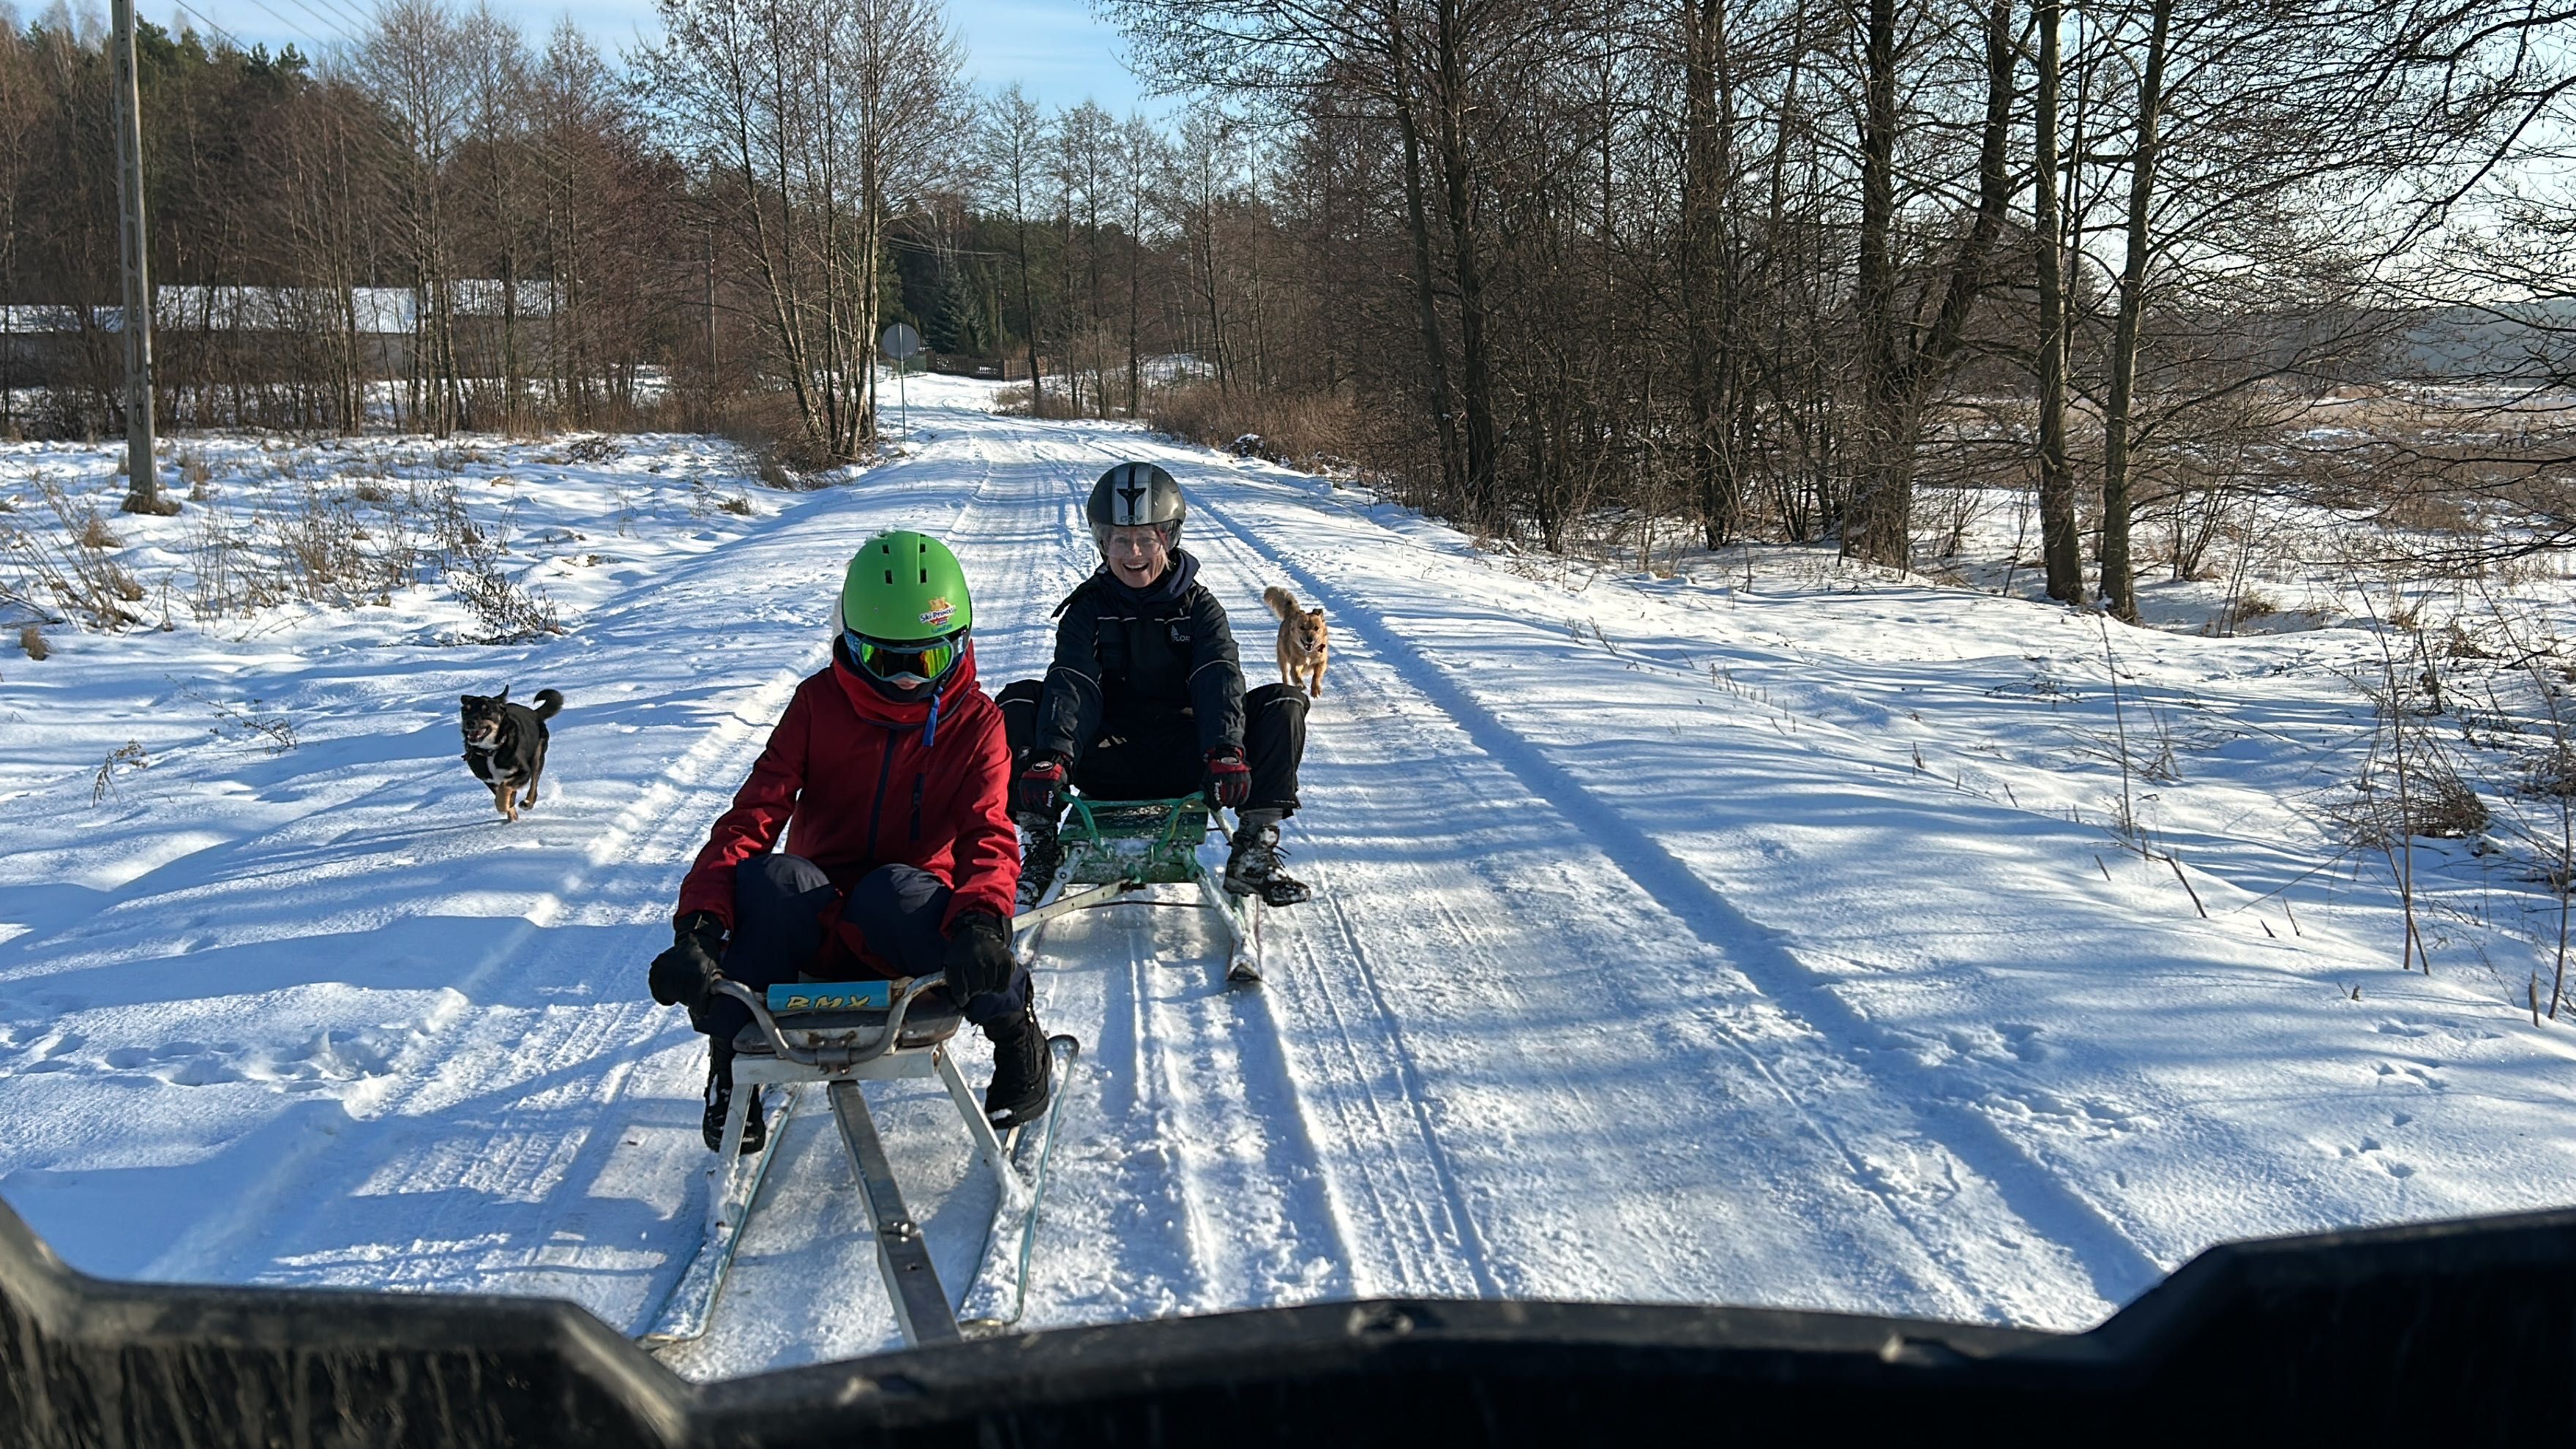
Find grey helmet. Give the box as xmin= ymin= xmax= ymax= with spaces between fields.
xmin=1087 ymin=462 xmax=1186 ymax=553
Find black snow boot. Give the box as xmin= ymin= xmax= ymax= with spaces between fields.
xmin=702 ymin=1046 xmax=767 ymax=1156
xmin=1016 ymin=813 xmax=1065 ymax=913
xmin=982 ymin=997 xmax=1053 ymax=1130
xmin=1224 ymin=812 xmax=1312 ymax=906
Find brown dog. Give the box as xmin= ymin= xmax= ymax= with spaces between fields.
xmin=460 ymin=686 xmax=563 ymax=823
xmin=1264 ymin=586 xmax=1328 ymax=697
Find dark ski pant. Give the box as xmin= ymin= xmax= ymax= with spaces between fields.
xmin=702 ymin=853 xmax=1027 ymax=1060
xmin=997 ymin=678 xmax=1305 ymax=815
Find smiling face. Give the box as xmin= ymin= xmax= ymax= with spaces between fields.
xmin=1104 ymin=524 xmax=1172 ymax=588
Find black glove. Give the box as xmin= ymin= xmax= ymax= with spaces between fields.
xmin=1203 ymin=749 xmax=1251 ymax=809
xmin=1011 ymin=754 xmax=1069 ymax=819
xmin=648 ymin=910 xmax=727 ymax=1011
xmin=943 ymin=911 xmax=1015 ymax=1002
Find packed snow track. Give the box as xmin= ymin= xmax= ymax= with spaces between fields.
xmin=5 ymin=374 xmax=2575 ymax=1380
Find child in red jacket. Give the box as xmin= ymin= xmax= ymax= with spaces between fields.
xmin=647 ymin=531 xmax=1045 ymax=1153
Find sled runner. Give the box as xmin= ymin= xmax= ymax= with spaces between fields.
xmin=1014 ymin=793 xmax=1264 ymax=984
xmin=640 ymin=974 xmax=1079 ymax=1349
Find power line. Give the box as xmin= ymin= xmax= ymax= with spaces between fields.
xmin=299 ymin=0 xmax=375 ymax=37
xmin=167 ymin=0 xmax=258 ymax=56
xmin=282 ymin=0 xmax=362 ymax=45
xmin=215 ymin=0 xmax=337 ymax=53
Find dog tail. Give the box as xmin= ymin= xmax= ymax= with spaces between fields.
xmin=1264 ymin=585 xmax=1300 ymax=620
xmin=531 ymin=689 xmax=564 ymax=721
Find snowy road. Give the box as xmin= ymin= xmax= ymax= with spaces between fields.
xmin=5 ymin=376 xmax=2575 ymax=1380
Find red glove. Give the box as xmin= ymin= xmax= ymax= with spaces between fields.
xmin=1203 ymin=750 xmax=1251 ymax=809
xmin=1011 ymin=754 xmax=1068 ymax=818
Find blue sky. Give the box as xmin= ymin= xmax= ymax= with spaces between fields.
xmin=160 ymin=0 xmax=1163 ymax=115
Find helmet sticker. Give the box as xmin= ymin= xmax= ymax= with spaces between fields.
xmin=918 ymin=596 xmax=956 ymax=629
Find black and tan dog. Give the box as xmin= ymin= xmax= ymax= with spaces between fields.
xmin=460 ymin=687 xmax=563 ymax=823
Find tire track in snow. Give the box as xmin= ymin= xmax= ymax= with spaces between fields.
xmin=1174 ymin=484 xmax=1995 ymax=1314
xmin=943 ymin=419 xmax=1358 ymax=1322
xmin=953 ymin=424 xmax=1508 ymax=1308
xmin=1177 ymin=464 xmax=2165 ymax=1314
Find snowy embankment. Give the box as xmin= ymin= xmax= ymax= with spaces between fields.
xmin=1 ymin=373 xmax=2572 ymax=1382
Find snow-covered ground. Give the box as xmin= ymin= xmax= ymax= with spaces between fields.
xmin=3 ymin=373 xmax=2574 ymax=1382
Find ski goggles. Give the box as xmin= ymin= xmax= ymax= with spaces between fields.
xmin=845 ymin=628 xmax=965 ymax=687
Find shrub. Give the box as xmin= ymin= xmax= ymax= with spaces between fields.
xmin=1146 ymin=383 xmax=1363 ymax=472
xmin=2337 ymin=752 xmax=2491 ymax=844
xmin=716 ymin=390 xmax=842 ymax=480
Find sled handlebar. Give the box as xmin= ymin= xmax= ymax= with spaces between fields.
xmin=712 ymin=973 xmax=947 ymax=1071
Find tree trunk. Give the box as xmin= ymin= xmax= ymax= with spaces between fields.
xmin=2033 ymin=0 xmax=2082 ymax=602
xmin=1431 ymin=0 xmax=1499 ymax=526
xmin=1015 ymin=206 xmax=1042 ymax=405
xmin=1385 ymin=3 xmax=1462 ymax=501
xmin=1681 ymin=0 xmax=1739 ymax=548
xmin=1849 ymin=0 xmax=1906 ymax=565
xmin=1852 ymin=0 xmax=2015 ymax=567
xmin=2102 ymin=0 xmax=2174 ymax=622
xmin=1127 ymin=146 xmax=1142 ymax=415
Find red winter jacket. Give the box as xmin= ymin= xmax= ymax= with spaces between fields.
xmin=675 ymin=643 xmax=1018 ymax=966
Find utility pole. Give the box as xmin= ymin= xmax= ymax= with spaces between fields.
xmin=111 ymin=0 xmax=162 ymax=514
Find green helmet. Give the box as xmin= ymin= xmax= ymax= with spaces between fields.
xmin=839 ymin=531 xmax=972 ymax=697
xmin=841 ymin=530 xmax=973 ymax=641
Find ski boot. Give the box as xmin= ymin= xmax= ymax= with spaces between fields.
xmin=702 ymin=1046 xmax=766 ymax=1156
xmin=982 ymin=996 xmax=1053 ymax=1130
xmin=1224 ymin=811 xmax=1312 ymax=906
xmin=1015 ymin=812 xmax=1064 ymax=913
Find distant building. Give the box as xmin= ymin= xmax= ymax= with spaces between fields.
xmin=0 ymin=282 xmax=559 ymax=386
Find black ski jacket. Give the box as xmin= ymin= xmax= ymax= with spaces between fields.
xmin=1033 ymin=551 xmax=1246 ymax=763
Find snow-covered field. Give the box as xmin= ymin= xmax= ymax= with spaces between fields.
xmin=3 ymin=372 xmax=2574 ymax=1381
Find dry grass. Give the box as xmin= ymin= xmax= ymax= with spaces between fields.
xmin=0 ymin=479 xmax=147 ymax=628
xmin=689 ymin=476 xmax=755 ymax=518
xmin=2223 ymin=588 xmax=2282 ymax=630
xmin=1145 ymin=383 xmax=1364 ymax=472
xmin=19 ymin=624 xmax=45 ymax=660
xmin=716 ymin=389 xmax=843 ymax=479
xmin=2339 ymin=751 xmax=2493 ymax=844
xmin=992 ymin=383 xmax=1085 ymax=420
xmin=91 ymin=740 xmax=147 ymax=804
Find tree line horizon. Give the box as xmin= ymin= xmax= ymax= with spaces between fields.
xmin=1 ymin=0 xmax=2572 ymax=607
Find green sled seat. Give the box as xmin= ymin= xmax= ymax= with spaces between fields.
xmin=1014 ymin=793 xmax=1263 ymax=986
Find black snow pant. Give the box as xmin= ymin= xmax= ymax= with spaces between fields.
xmin=702 ymin=853 xmax=1028 ymax=1055
xmin=997 ymin=678 xmax=1305 ymax=817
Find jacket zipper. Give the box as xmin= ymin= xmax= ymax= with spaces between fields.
xmin=909 ymin=773 xmax=926 ymax=842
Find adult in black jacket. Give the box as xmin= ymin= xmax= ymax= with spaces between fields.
xmin=997 ymin=462 xmax=1311 ymax=909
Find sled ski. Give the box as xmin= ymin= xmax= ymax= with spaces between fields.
xmin=637 ymin=1082 xmax=799 ymax=1347
xmin=1013 ymin=793 xmax=1265 ymax=984
xmin=959 ymin=1031 xmax=1080 ymax=1333
xmin=639 ymin=976 xmax=1079 ymax=1350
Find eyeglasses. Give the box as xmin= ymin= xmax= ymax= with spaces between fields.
xmin=845 ymin=629 xmax=963 ymax=686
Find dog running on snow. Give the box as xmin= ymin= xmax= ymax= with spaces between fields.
xmin=1265 ymin=587 xmax=1328 ymax=698
xmin=460 ymin=686 xmax=563 ymax=823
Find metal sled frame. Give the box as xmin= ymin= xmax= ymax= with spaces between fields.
xmin=640 ymin=975 xmax=1073 ymax=1349
xmin=1013 ymin=793 xmax=1263 ymax=984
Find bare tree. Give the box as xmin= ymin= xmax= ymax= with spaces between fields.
xmin=978 ymin=84 xmax=1051 ymax=408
